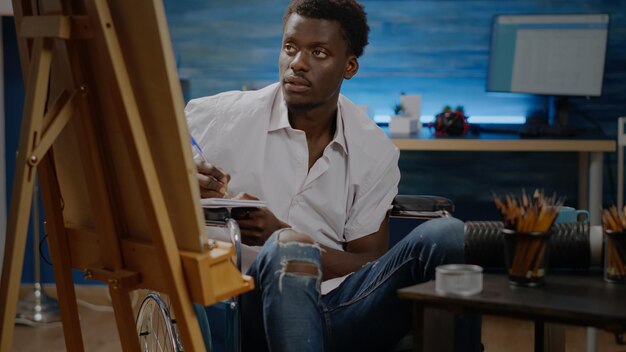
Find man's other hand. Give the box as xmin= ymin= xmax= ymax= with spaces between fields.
xmin=197 ymin=161 xmax=230 ymax=198
xmin=231 ymin=194 xmax=289 ymax=246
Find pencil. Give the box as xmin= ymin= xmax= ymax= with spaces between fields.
xmin=190 ymin=134 xmax=209 ymax=164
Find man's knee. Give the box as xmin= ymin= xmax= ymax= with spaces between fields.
xmin=423 ymin=217 xmax=464 ymax=244
xmin=406 ymin=217 xmax=464 ymax=258
xmin=276 ymin=228 xmax=315 ymax=245
xmin=410 ymin=217 xmax=462 ymax=239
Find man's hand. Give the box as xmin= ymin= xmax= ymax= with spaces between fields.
xmin=231 ymin=194 xmax=289 ymax=246
xmin=196 ymin=161 xmax=230 ymax=198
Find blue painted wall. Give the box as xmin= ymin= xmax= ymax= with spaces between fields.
xmin=3 ymin=1 xmax=626 ymax=283
xmin=165 ymin=0 xmax=626 ymax=128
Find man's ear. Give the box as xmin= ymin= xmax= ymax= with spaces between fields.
xmin=343 ymin=56 xmax=359 ymax=80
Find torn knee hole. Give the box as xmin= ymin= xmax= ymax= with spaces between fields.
xmin=282 ymin=260 xmax=319 ymax=276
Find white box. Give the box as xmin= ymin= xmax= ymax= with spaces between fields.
xmin=389 ymin=116 xmax=420 ymax=135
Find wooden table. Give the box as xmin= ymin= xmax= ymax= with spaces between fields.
xmin=398 ymin=273 xmax=626 ymax=352
xmin=390 ymin=128 xmax=615 ymax=226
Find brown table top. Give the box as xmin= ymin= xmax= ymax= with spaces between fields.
xmin=389 ymin=128 xmax=616 ymax=152
xmin=398 ymin=273 xmax=626 ymax=332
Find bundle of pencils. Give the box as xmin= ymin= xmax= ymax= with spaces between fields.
xmin=601 ymin=206 xmax=626 ymax=280
xmin=493 ymin=189 xmax=561 ymax=279
xmin=493 ymin=189 xmax=561 ymax=232
xmin=602 ymin=205 xmax=626 ymax=232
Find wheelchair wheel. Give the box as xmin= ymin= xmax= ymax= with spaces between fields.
xmin=136 ymin=292 xmax=183 ymax=351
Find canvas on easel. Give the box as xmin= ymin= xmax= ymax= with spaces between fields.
xmin=0 ymin=0 xmax=252 ymax=351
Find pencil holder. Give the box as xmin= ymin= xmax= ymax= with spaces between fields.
xmin=604 ymin=231 xmax=626 ymax=283
xmin=502 ymin=228 xmax=552 ymax=287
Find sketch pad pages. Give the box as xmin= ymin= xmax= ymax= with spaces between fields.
xmin=201 ymin=198 xmax=267 ymax=209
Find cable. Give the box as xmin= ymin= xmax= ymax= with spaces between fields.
xmin=605 ymin=152 xmax=617 ymax=206
xmin=39 ymin=233 xmax=53 ymax=266
xmin=569 ymin=101 xmax=608 ymax=137
xmin=569 ymin=101 xmax=616 ymax=206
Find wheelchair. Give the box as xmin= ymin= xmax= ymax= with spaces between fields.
xmin=135 ymin=196 xmax=454 ymax=352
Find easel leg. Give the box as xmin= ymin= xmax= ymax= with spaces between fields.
xmin=0 ymin=181 xmax=35 ymax=352
xmin=39 ymin=155 xmax=85 ymax=351
xmin=0 ymin=37 xmax=52 ymax=352
xmin=109 ymin=286 xmax=141 ymax=351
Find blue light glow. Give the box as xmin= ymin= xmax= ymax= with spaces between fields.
xmin=374 ymin=115 xmax=525 ymax=125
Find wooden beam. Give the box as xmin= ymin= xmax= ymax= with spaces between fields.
xmin=109 ymin=287 xmax=141 ymax=352
xmin=11 ymin=0 xmax=34 ymax=76
xmin=40 ymin=155 xmax=86 ymax=352
xmin=20 ymin=15 xmax=92 ymax=39
xmin=21 ymin=16 xmax=71 ymax=38
xmin=83 ymin=267 xmax=141 ymax=289
xmin=30 ymin=90 xmax=79 ymax=164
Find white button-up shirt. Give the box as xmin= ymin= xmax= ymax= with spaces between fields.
xmin=186 ymin=83 xmax=400 ymax=291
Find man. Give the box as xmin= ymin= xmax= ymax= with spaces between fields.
xmin=186 ymin=0 xmax=468 ymax=350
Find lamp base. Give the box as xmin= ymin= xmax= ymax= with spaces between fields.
xmin=16 ymin=282 xmax=62 ymax=325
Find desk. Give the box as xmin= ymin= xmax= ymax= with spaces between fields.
xmin=390 ymin=129 xmax=615 ymax=225
xmin=398 ymin=274 xmax=626 ymax=352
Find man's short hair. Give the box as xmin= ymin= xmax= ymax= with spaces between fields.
xmin=284 ymin=0 xmax=370 ymax=58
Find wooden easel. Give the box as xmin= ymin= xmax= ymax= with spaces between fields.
xmin=0 ymin=0 xmax=252 ymax=351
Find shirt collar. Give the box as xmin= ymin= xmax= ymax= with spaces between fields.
xmin=268 ymin=88 xmax=291 ymax=132
xmin=268 ymin=86 xmax=348 ymax=155
xmin=333 ymin=104 xmax=348 ymax=155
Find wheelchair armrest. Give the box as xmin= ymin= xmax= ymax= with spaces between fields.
xmin=203 ymin=208 xmax=243 ymax=270
xmin=225 ymin=218 xmax=242 ymax=271
xmin=391 ymin=195 xmax=455 ymax=215
xmin=388 ymin=195 xmax=454 ymax=248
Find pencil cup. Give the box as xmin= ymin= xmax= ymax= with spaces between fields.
xmin=604 ymin=231 xmax=626 ymax=283
xmin=502 ymin=229 xmax=552 ymax=287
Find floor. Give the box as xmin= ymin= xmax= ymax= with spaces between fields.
xmin=8 ymin=285 xmax=626 ymax=351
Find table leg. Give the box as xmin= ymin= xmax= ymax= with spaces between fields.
xmin=588 ymin=151 xmax=603 ymax=226
xmin=413 ymin=304 xmax=424 ymax=352
xmin=587 ymin=327 xmax=598 ymax=352
xmin=585 ymin=152 xmax=602 ymax=352
xmin=535 ymin=320 xmax=545 ymax=352
xmin=578 ymin=152 xmax=589 ymax=211
xmin=544 ymin=323 xmax=565 ymax=352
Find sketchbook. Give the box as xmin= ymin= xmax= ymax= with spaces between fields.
xmin=201 ymin=198 xmax=267 ymax=209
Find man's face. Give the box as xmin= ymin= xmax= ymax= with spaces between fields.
xmin=279 ymin=14 xmax=358 ymax=112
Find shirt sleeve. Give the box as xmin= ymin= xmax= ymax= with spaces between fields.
xmin=185 ymin=97 xmax=215 ymax=140
xmin=185 ymin=99 xmax=203 ymax=162
xmin=184 ymin=96 xmax=223 ymax=163
xmin=343 ymin=147 xmax=400 ymax=242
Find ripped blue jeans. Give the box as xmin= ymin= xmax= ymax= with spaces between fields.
xmin=241 ymin=217 xmax=470 ymax=352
